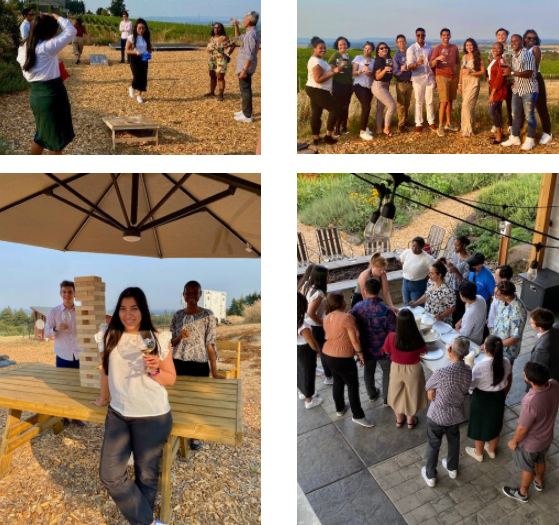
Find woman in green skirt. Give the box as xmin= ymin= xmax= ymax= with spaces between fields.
xmin=466 ymin=335 xmax=511 ymax=461
xmin=17 ymin=13 xmax=76 ymax=155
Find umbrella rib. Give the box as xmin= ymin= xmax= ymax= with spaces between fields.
xmin=63 ymin=176 xmax=122 ymax=251
xmin=111 ymin=173 xmax=131 ymax=228
xmin=136 ymin=174 xmax=192 ymax=229
xmin=44 ymin=173 xmax=126 ymax=231
xmin=160 ymin=173 xmax=261 ymax=257
xmin=140 ymin=174 xmax=163 ymax=258
xmin=196 ymin=174 xmax=261 ymax=196
xmin=131 ymin=173 xmax=139 ymax=225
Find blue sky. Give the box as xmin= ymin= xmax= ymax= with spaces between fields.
xmin=0 ymin=242 xmax=260 ymax=311
xmin=85 ymin=0 xmax=260 ymax=18
xmin=298 ymin=0 xmax=559 ymax=40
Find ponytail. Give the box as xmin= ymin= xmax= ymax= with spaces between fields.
xmin=485 ymin=335 xmax=505 ymax=386
xmin=369 ymin=251 xmax=387 ymax=269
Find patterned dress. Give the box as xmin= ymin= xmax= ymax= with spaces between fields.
xmin=492 ymin=296 xmax=527 ymax=361
xmin=207 ymin=36 xmax=231 ymax=74
xmin=424 ymin=281 xmax=455 ymax=324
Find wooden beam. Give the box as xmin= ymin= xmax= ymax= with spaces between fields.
xmin=531 ymin=174 xmax=558 ymax=267
xmin=0 ymin=409 xmax=22 ymax=479
xmin=497 ymin=223 xmax=512 ymax=265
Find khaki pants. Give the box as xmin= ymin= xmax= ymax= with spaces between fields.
xmin=396 ymin=81 xmax=413 ymax=129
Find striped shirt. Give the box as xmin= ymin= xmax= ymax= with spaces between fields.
xmin=426 ymin=360 xmax=472 ymax=426
xmin=511 ymin=48 xmax=538 ymax=96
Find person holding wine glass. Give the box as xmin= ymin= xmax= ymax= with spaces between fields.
xmin=328 ymin=36 xmax=353 ymax=136
xmin=92 ymin=287 xmax=175 ymax=525
xmin=170 ymin=280 xmax=225 ymax=450
xmin=372 ymin=42 xmax=397 ymax=137
xmin=352 ymin=41 xmax=375 ymax=141
xmin=393 ymin=34 xmax=413 ymax=133
xmin=459 ymin=38 xmax=485 ymax=138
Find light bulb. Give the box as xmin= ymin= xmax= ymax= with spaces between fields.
xmin=499 ymin=220 xmax=506 ymax=234
xmin=363 ymin=209 xmax=380 ymax=242
xmin=526 ymin=260 xmax=538 ymax=282
xmin=373 ymin=217 xmax=394 ymax=239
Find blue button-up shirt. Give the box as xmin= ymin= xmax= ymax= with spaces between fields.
xmin=236 ymin=26 xmax=260 ymax=75
xmin=393 ymin=50 xmax=412 ymax=82
xmin=350 ymin=297 xmax=397 ymax=360
xmin=468 ymin=266 xmax=496 ymax=302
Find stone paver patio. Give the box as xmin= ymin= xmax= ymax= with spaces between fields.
xmin=297 ymin=316 xmax=559 ymax=525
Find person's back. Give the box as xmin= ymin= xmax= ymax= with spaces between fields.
xmin=351 ymin=296 xmax=395 ymax=358
xmin=532 ymin=325 xmax=559 ymax=382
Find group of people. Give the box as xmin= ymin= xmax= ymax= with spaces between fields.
xmin=305 ymin=27 xmax=552 ymax=151
xmin=15 ymin=8 xmax=260 ymax=154
xmin=45 ymin=279 xmax=225 ymax=525
xmin=297 ymin=239 xmax=559 ymax=503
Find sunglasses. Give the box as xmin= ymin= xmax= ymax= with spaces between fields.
xmin=525 ymin=36 xmax=536 ymax=40
xmin=379 ymin=47 xmax=388 ymax=50
xmin=416 ymin=33 xmax=426 ymax=37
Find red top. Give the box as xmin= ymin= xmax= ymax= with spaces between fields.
xmin=74 ymin=24 xmax=87 ymax=37
xmin=381 ymin=332 xmax=426 ymax=365
xmin=487 ymin=58 xmax=508 ymax=101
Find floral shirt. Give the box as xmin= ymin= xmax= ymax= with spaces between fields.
xmin=350 ymin=297 xmax=397 ymax=360
xmin=492 ymin=296 xmax=527 ymax=360
xmin=424 ymin=281 xmax=455 ymax=324
xmin=170 ymin=308 xmax=217 ymax=363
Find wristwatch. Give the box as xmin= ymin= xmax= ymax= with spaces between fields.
xmin=149 ymin=368 xmax=161 ymax=377
xmin=53 ymin=327 xmax=58 ymax=332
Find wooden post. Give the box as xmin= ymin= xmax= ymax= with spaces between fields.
xmin=497 ymin=222 xmax=512 ymax=265
xmin=75 ymin=276 xmax=106 ymax=389
xmin=34 ymin=311 xmax=37 ymax=340
xmin=0 ymin=409 xmax=22 ymax=479
xmin=531 ymin=174 xmax=558 ymax=267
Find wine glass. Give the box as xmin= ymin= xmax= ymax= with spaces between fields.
xmin=139 ymin=330 xmax=156 ymax=372
xmin=61 ymin=310 xmax=71 ymax=330
xmin=182 ymin=315 xmax=194 ymax=335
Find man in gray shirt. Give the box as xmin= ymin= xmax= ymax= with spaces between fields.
xmin=233 ymin=11 xmax=260 ymax=123
xmin=456 ymin=281 xmax=486 ymax=345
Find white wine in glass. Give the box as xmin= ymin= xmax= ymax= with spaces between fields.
xmin=139 ymin=330 xmax=157 ymax=372
xmin=61 ymin=311 xmax=71 ymax=329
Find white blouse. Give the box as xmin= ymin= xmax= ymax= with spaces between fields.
xmin=400 ymin=249 xmax=434 ymax=281
xmin=469 ymin=356 xmax=511 ymax=393
xmin=128 ymin=34 xmax=148 ymax=53
xmin=100 ymin=331 xmax=173 ymax=417
xmin=17 ymin=17 xmax=76 ymax=82
xmin=298 ymin=321 xmax=311 ymax=345
xmin=307 ymin=56 xmax=332 ymax=91
xmin=304 ymin=288 xmax=326 ymax=327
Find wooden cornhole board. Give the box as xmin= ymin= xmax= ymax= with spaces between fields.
xmin=90 ymin=54 xmax=109 ymax=66
xmin=102 ymin=116 xmax=160 ymax=150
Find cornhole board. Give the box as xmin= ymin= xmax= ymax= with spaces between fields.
xmin=109 ymin=42 xmax=198 ymax=51
xmin=297 ymin=143 xmax=318 ymax=154
xmin=90 ymin=54 xmax=109 ymax=66
xmin=102 ymin=116 xmax=160 ymax=150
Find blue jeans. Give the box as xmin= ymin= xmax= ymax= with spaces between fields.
xmin=488 ymin=100 xmax=503 ymax=128
xmin=512 ymin=92 xmax=538 ymax=138
xmin=56 ymin=355 xmax=80 ymax=368
xmin=402 ymin=277 xmax=428 ymax=306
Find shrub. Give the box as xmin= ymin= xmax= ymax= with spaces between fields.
xmin=0 ymin=60 xmax=28 ymax=93
xmin=242 ymin=300 xmax=261 ymax=323
xmin=226 ymin=315 xmax=245 ymax=325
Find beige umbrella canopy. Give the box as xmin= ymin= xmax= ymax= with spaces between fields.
xmin=0 ymin=174 xmax=260 ymax=258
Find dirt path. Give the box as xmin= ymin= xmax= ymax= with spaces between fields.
xmin=298 ymin=189 xmax=482 ymax=261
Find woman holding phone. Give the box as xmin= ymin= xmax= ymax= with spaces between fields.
xmin=352 ymin=41 xmax=375 ymax=141
xmin=372 ymin=42 xmax=397 ymax=137
xmin=328 ymin=36 xmax=353 ymax=136
xmin=92 ymin=287 xmax=175 ymax=525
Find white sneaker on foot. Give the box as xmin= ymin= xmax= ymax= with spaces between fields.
xmin=234 ymin=114 xmax=253 ymax=123
xmin=324 ymin=377 xmax=334 ymax=385
xmin=305 ymin=397 xmax=323 ymax=409
xmin=421 ymin=466 xmax=436 ymax=487
xmin=484 ymin=443 xmax=496 ymax=459
xmin=491 ymin=125 xmax=498 ymax=133
xmin=336 ymin=404 xmax=350 ymax=417
xmin=366 ymin=127 xmax=373 ymax=136
xmin=540 ymin=133 xmax=552 ymax=145
xmin=465 ymin=446 xmax=483 ymax=462
xmin=128 ymin=86 xmax=135 ymax=98
xmin=298 ymin=391 xmax=318 ymax=400
xmin=442 ymin=459 xmax=457 ymax=479
xmin=360 ymin=131 xmax=373 ymax=141
xmin=234 ymin=110 xmax=244 ymax=117
xmin=352 ymin=417 xmax=375 ymax=427
xmin=137 ymin=95 xmax=144 ymax=103
xmin=501 ymin=136 xmax=521 ymax=147
xmin=521 ymin=137 xmax=536 ymax=151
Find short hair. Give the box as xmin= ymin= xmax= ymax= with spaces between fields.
xmin=22 ymin=7 xmax=33 ymax=16
xmin=123 ymin=11 xmax=129 ymax=16
xmin=416 ymin=28 xmax=426 ymax=34
xmin=246 ymin=11 xmax=259 ymax=26
xmin=525 ymin=361 xmax=550 ymax=386
xmin=510 ymin=34 xmax=522 ymax=42
xmin=530 ymin=307 xmax=555 ymax=331
xmin=396 ymin=34 xmax=406 ymax=41
xmin=325 ymin=291 xmax=345 ymax=314
xmin=440 ymin=28 xmax=451 ymax=36
xmin=412 ymin=236 xmax=425 ymax=248
xmin=459 ymin=281 xmax=477 ymax=301
xmin=334 ymin=36 xmax=351 ymax=50
xmin=450 ymin=336 xmax=470 ymax=360
xmin=523 ymin=29 xmax=541 ymax=46
xmin=364 ymin=277 xmax=381 ymax=296
xmin=496 ymin=264 xmax=513 ymax=280
xmin=494 ymin=41 xmax=504 ymax=52
xmin=496 ymin=28 xmax=509 ymax=36
xmin=310 ymin=36 xmax=325 ymax=48
xmin=496 ymin=280 xmax=516 ymax=298
xmin=60 ymin=280 xmax=75 ymax=291
xmin=184 ymin=280 xmax=202 ymax=291
xmin=431 ymin=262 xmax=447 ymax=279
xmin=455 ymin=234 xmax=471 ymax=247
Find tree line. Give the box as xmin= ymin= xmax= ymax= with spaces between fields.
xmin=227 ymin=292 xmax=261 ymax=317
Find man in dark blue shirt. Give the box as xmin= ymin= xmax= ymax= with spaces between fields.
xmin=393 ymin=34 xmax=413 ymax=132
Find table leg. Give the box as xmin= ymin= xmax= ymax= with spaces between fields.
xmin=178 ymin=437 xmax=190 ymax=462
xmin=112 ymin=129 xmax=116 ymax=151
xmin=0 ymin=409 xmax=22 ymax=479
xmin=159 ymin=435 xmax=178 ymax=524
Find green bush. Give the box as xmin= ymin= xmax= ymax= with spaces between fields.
xmin=0 ymin=60 xmax=28 ymax=93
xmin=299 ymin=189 xmax=358 ymax=229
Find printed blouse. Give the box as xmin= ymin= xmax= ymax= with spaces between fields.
xmin=170 ymin=308 xmax=217 ymax=363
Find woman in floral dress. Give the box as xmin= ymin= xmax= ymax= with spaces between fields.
xmin=206 ymin=22 xmax=235 ymax=101
xmin=410 ymin=262 xmax=456 ymax=324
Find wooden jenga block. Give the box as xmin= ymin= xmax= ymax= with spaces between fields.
xmin=77 ymin=299 xmax=106 ymax=307
xmin=80 ymin=350 xmax=101 ymax=360
xmin=75 ymin=283 xmax=106 ymax=291
xmin=75 ymin=293 xmax=106 ymax=301
xmin=74 ymin=276 xmax=102 ymax=283
xmin=76 ymin=314 xmax=107 ymax=322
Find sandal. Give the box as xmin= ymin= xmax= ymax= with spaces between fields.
xmin=383 ymin=131 xmax=394 ymax=138
xmin=396 ymin=420 xmax=405 ymax=428
xmin=407 ymin=416 xmax=418 ymax=430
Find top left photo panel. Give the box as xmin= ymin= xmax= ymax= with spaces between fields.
xmin=0 ymin=0 xmax=261 ymax=155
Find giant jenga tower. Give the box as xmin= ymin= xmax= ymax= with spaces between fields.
xmin=75 ymin=276 xmax=106 ymax=388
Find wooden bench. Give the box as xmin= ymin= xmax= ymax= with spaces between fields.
xmin=102 ymin=116 xmax=160 ymax=150
xmin=0 ymin=364 xmax=242 ymax=524
xmin=215 ymin=340 xmax=242 ymax=379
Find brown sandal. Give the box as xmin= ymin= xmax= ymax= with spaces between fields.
xmin=407 ymin=416 xmax=418 ymax=429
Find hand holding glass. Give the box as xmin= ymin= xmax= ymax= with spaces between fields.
xmin=140 ymin=330 xmax=157 ymax=373
xmin=60 ymin=311 xmax=71 ymax=330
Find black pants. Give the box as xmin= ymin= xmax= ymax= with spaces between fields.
xmin=311 ymin=325 xmax=332 ymax=378
xmin=173 ymin=359 xmax=210 ymax=377
xmin=297 ymin=343 xmax=317 ymax=398
xmin=332 ymin=81 xmax=353 ymax=130
xmin=452 ymin=290 xmax=465 ymax=328
xmin=120 ymin=38 xmax=128 ymax=63
xmin=354 ymin=84 xmax=373 ymax=131
xmin=305 ymin=86 xmax=338 ymax=135
xmin=536 ymin=72 xmax=551 ymax=134
xmin=239 ymin=73 xmax=253 ymax=118
xmin=100 ymin=406 xmax=173 ymax=525
xmin=425 ymin=417 xmax=460 ymax=479
xmin=482 ymin=298 xmax=492 ymax=342
xmin=130 ymin=55 xmax=148 ymax=92
xmin=364 ymin=357 xmax=391 ymax=404
xmin=323 ymin=355 xmax=365 ymax=419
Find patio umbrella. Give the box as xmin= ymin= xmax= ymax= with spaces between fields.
xmin=0 ymin=174 xmax=260 ymax=258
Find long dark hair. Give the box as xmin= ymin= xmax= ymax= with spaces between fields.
xmin=302 ymin=265 xmax=328 ymax=296
xmin=484 ymin=335 xmax=505 ymax=387
xmin=375 ymin=42 xmax=391 ymax=58
xmin=464 ymin=38 xmax=482 ymax=72
xmin=212 ymin=22 xmax=226 ymax=37
xmin=523 ymin=29 xmax=541 ymax=47
xmin=102 ymin=287 xmax=158 ymax=374
xmin=133 ymin=18 xmax=152 ymax=53
xmin=297 ymin=263 xmax=315 ymax=292
xmin=23 ymin=15 xmax=59 ymax=71
xmin=395 ymin=309 xmax=425 ymax=352
xmin=297 ymin=292 xmax=308 ymax=329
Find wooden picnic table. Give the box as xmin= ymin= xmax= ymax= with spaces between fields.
xmin=0 ymin=364 xmax=242 ymax=523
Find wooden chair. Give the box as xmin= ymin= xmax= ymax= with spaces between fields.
xmin=438 ymin=236 xmax=455 ymax=261
xmin=427 ymin=225 xmax=446 ymax=257
xmin=297 ymin=232 xmax=319 ymax=268
xmin=315 ymin=226 xmax=355 ymax=263
xmin=214 ymin=340 xmax=242 ymax=379
xmin=364 ymin=238 xmax=391 ymax=256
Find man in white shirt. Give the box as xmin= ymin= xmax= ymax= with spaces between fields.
xmin=456 ymin=281 xmax=486 ymax=345
xmin=20 ymin=7 xmax=34 ymax=40
xmin=406 ymin=27 xmax=437 ymax=133
xmin=487 ymin=264 xmax=513 ymax=330
xmin=119 ymin=11 xmax=132 ymax=63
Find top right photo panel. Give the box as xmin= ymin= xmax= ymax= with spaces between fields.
xmin=297 ymin=0 xmax=559 ymax=154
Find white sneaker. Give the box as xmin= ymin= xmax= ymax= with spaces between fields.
xmin=352 ymin=417 xmax=375 ymax=427
xmin=501 ymin=135 xmax=521 ymax=147
xmin=360 ymin=131 xmax=373 ymax=141
xmin=521 ymin=137 xmax=536 ymax=151
xmin=491 ymin=126 xmax=498 ymax=133
xmin=305 ymin=397 xmax=323 ymax=409
xmin=484 ymin=443 xmax=496 ymax=459
xmin=336 ymin=403 xmax=350 ymax=417
xmin=366 ymin=127 xmax=373 ymax=136
xmin=442 ymin=459 xmax=457 ymax=479
xmin=465 ymin=447 xmax=483 ymax=462
xmin=421 ymin=466 xmax=436 ymax=487
xmin=298 ymin=391 xmax=318 ymax=400
xmin=234 ymin=110 xmax=244 ymax=117
xmin=137 ymin=95 xmax=144 ymax=104
xmin=128 ymin=86 xmax=134 ymax=98
xmin=324 ymin=377 xmax=334 ymax=385
xmin=234 ymin=114 xmax=253 ymax=123
xmin=540 ymin=133 xmax=552 ymax=145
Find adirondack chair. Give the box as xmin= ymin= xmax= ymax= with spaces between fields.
xmin=297 ymin=232 xmax=319 ymax=267
xmin=315 ymin=226 xmax=355 ymax=263
xmin=364 ymin=238 xmax=391 ymax=257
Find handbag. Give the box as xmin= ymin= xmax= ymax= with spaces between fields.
xmin=58 ymin=60 xmax=70 ymax=82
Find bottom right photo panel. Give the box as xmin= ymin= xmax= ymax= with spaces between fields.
xmin=297 ymin=173 xmax=559 ymax=525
